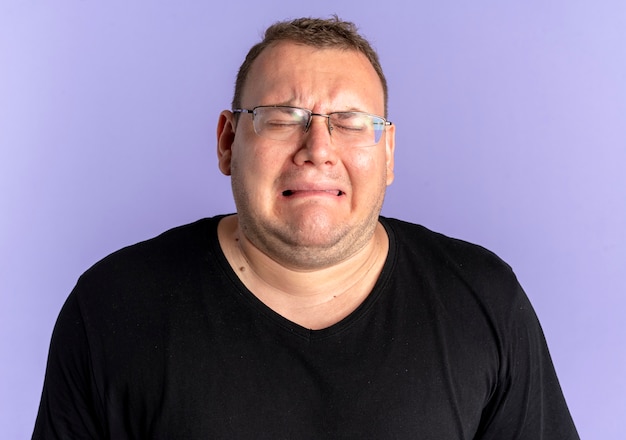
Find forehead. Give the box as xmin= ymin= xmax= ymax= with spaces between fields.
xmin=241 ymin=41 xmax=384 ymax=113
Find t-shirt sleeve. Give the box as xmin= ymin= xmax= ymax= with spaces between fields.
xmin=476 ymin=281 xmax=579 ymax=439
xmin=32 ymin=289 xmax=104 ymax=439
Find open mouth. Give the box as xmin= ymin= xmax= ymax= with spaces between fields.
xmin=282 ymin=190 xmax=344 ymax=197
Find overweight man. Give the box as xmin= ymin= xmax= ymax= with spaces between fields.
xmin=33 ymin=16 xmax=579 ymax=439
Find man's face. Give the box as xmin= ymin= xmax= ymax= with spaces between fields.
xmin=217 ymin=41 xmax=395 ymax=269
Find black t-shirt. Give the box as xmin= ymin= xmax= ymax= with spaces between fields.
xmin=33 ymin=216 xmax=579 ymax=439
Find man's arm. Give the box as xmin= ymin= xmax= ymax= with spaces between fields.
xmin=476 ymin=283 xmax=579 ymax=439
xmin=32 ymin=291 xmax=104 ymax=439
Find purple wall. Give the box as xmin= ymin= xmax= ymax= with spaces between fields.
xmin=1 ymin=2 xmax=624 ymax=438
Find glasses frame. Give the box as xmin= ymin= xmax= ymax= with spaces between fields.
xmin=233 ymin=105 xmax=392 ymax=146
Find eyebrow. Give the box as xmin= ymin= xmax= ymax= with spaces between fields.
xmin=258 ymin=103 xmax=371 ymax=114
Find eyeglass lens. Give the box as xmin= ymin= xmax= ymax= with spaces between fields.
xmin=251 ymin=106 xmax=387 ymax=147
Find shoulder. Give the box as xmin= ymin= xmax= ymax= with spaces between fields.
xmin=380 ymin=216 xmax=525 ymax=312
xmin=88 ymin=217 xmax=218 ymax=270
xmin=381 ymin=216 xmax=512 ymax=273
xmin=73 ymin=216 xmax=223 ymax=303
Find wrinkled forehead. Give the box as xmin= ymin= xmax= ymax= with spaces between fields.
xmin=240 ymin=42 xmax=385 ymax=113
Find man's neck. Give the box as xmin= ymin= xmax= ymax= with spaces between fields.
xmin=217 ymin=215 xmax=389 ymax=330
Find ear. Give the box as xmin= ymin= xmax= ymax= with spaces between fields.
xmin=217 ymin=110 xmax=236 ymax=176
xmin=384 ymin=123 xmax=396 ymax=186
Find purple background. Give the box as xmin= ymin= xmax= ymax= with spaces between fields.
xmin=1 ymin=1 xmax=624 ymax=438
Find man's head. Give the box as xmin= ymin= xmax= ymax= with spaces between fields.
xmin=217 ymin=16 xmax=395 ymax=270
xmin=232 ymin=16 xmax=389 ymax=117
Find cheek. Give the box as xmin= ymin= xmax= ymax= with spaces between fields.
xmin=344 ymin=151 xmax=389 ymax=203
xmin=230 ymin=137 xmax=261 ymax=175
xmin=349 ymin=149 xmax=388 ymax=180
xmin=230 ymin=143 xmax=282 ymax=195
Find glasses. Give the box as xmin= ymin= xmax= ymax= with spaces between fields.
xmin=233 ymin=105 xmax=392 ymax=147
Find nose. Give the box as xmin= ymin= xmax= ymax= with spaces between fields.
xmin=304 ymin=113 xmax=333 ymax=135
xmin=293 ymin=115 xmax=338 ymax=166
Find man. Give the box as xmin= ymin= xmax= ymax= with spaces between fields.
xmin=33 ymin=17 xmax=579 ymax=439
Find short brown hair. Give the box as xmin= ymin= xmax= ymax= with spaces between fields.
xmin=232 ymin=16 xmax=389 ymax=117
